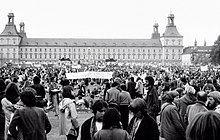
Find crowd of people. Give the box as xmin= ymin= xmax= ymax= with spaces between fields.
xmin=0 ymin=63 xmax=220 ymax=140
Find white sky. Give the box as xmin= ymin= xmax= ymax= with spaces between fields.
xmin=0 ymin=0 xmax=219 ymax=47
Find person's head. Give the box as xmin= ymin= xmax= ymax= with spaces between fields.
xmin=207 ymin=91 xmax=220 ymax=110
xmin=197 ymin=91 xmax=207 ymax=103
xmin=0 ymin=78 xmax=6 ymax=92
xmin=162 ymin=90 xmax=179 ymax=103
xmin=62 ymin=86 xmax=75 ymax=99
xmin=129 ymin=98 xmax=147 ymax=119
xmin=20 ymin=87 xmax=37 ymax=107
xmin=186 ymin=111 xmax=220 ymax=140
xmin=104 ymin=82 xmax=110 ymax=89
xmin=120 ymin=84 xmax=127 ymax=91
xmin=5 ymin=82 xmax=20 ymax=104
xmin=102 ymin=108 xmax=121 ymax=129
xmin=5 ymin=78 xmax=11 ymax=86
xmin=33 ymin=75 xmax=41 ymax=84
xmin=111 ymin=81 xmax=119 ymax=88
xmin=186 ymin=86 xmax=196 ymax=97
xmin=91 ymin=99 xmax=108 ymax=122
xmin=136 ymin=77 xmax=142 ymax=82
xmin=180 ymin=77 xmax=187 ymax=85
xmin=145 ymin=76 xmax=154 ymax=87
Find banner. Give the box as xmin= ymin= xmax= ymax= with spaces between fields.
xmin=66 ymin=71 xmax=113 ymax=79
xmin=200 ymin=65 xmax=208 ymax=71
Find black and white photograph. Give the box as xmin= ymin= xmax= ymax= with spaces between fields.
xmin=0 ymin=0 xmax=220 ymax=140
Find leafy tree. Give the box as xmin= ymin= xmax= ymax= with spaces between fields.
xmin=210 ymin=35 xmax=220 ymax=65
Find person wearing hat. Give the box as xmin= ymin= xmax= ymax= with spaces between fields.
xmin=127 ymin=98 xmax=159 ymax=140
xmin=207 ymin=91 xmax=220 ymax=113
xmin=160 ymin=91 xmax=186 ymax=140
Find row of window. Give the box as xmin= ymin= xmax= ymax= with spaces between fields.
xmin=19 ymin=53 xmax=181 ymax=60
xmin=20 ymin=48 xmax=182 ymax=53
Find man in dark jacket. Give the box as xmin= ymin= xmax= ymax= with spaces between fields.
xmin=126 ymin=77 xmax=136 ymax=99
xmin=80 ymin=99 xmax=108 ymax=140
xmin=128 ymin=98 xmax=159 ymax=140
xmin=30 ymin=75 xmax=46 ymax=108
xmin=9 ymin=88 xmax=51 ymax=140
xmin=144 ymin=76 xmax=160 ymax=120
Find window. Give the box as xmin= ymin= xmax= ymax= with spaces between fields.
xmin=35 ymin=48 xmax=37 ymax=52
xmin=30 ymin=48 xmax=32 ymax=52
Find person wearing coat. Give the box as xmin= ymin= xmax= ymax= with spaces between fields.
xmin=160 ymin=91 xmax=186 ymax=140
xmin=127 ymin=98 xmax=159 ymax=140
xmin=93 ymin=108 xmax=130 ymax=140
xmin=59 ymin=85 xmax=79 ymax=140
xmin=81 ymin=99 xmax=108 ymax=140
xmin=0 ymin=79 xmax=6 ymax=140
xmin=1 ymin=82 xmax=20 ymax=140
xmin=9 ymin=88 xmax=52 ymax=140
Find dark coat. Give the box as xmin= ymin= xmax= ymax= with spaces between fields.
xmin=0 ymin=91 xmax=5 ymax=138
xmin=144 ymin=86 xmax=160 ymax=119
xmin=81 ymin=117 xmax=93 ymax=140
xmin=160 ymin=103 xmax=186 ymax=140
xmin=9 ymin=107 xmax=52 ymax=140
xmin=127 ymin=112 xmax=159 ymax=140
xmin=126 ymin=81 xmax=136 ymax=99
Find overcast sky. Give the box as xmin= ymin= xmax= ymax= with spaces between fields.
xmin=0 ymin=0 xmax=219 ymax=47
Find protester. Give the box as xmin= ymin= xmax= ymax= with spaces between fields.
xmin=207 ymin=91 xmax=220 ymax=113
xmin=1 ymin=82 xmax=20 ymax=140
xmin=0 ymin=79 xmax=6 ymax=140
xmin=59 ymin=86 xmax=79 ymax=140
xmin=105 ymin=81 xmax=120 ymax=104
xmin=128 ymin=98 xmax=159 ymax=140
xmin=93 ymin=108 xmax=130 ymax=140
xmin=185 ymin=91 xmax=208 ymax=125
xmin=118 ymin=84 xmax=132 ymax=130
xmin=177 ymin=85 xmax=197 ymax=126
xmin=80 ymin=99 xmax=108 ymax=140
xmin=9 ymin=88 xmax=52 ymax=140
xmin=186 ymin=111 xmax=220 ymax=140
xmin=160 ymin=91 xmax=186 ymax=140
xmin=30 ymin=75 xmax=47 ymax=108
xmin=135 ymin=77 xmax=144 ymax=98
xmin=126 ymin=77 xmax=136 ymax=99
xmin=144 ymin=76 xmax=160 ymax=120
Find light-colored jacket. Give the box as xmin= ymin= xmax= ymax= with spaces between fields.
xmin=59 ymin=98 xmax=78 ymax=136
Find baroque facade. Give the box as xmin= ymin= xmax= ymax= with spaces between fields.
xmin=0 ymin=13 xmax=183 ymax=66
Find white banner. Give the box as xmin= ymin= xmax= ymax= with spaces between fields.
xmin=201 ymin=65 xmax=208 ymax=71
xmin=66 ymin=71 xmax=113 ymax=79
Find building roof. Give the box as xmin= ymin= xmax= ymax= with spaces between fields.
xmin=182 ymin=47 xmax=194 ymax=54
xmin=163 ymin=26 xmax=183 ymax=37
xmin=20 ymin=38 xmax=162 ymax=47
xmin=0 ymin=24 xmax=20 ymax=36
xmin=183 ymin=46 xmax=214 ymax=54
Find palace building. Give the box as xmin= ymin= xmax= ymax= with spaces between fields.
xmin=0 ymin=13 xmax=183 ymax=66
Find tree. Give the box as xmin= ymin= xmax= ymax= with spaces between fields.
xmin=210 ymin=35 xmax=220 ymax=65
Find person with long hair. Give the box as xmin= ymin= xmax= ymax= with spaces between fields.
xmin=128 ymin=98 xmax=159 ymax=140
xmin=1 ymin=82 xmax=20 ymax=139
xmin=81 ymin=99 xmax=108 ymax=140
xmin=160 ymin=91 xmax=186 ymax=140
xmin=9 ymin=88 xmax=52 ymax=140
xmin=93 ymin=108 xmax=130 ymax=140
xmin=186 ymin=111 xmax=220 ymax=140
